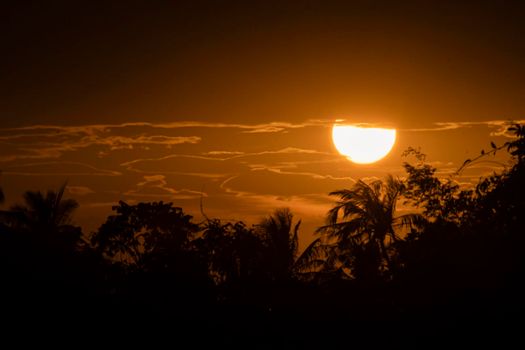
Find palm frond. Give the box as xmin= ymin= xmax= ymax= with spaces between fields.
xmin=294 ymin=238 xmax=329 ymax=272
xmin=393 ymin=213 xmax=427 ymax=230
xmin=328 ymin=188 xmax=355 ymax=200
xmin=370 ymin=179 xmax=382 ymax=197
xmin=316 ymin=218 xmax=365 ymax=238
xmin=291 ymin=219 xmax=301 ymax=258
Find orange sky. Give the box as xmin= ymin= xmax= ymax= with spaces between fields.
xmin=2 ymin=1 xmax=525 ymax=247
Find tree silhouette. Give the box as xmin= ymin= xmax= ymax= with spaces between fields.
xmin=391 ymin=124 xmax=525 ymax=335
xmin=5 ymin=183 xmax=81 ymax=252
xmin=91 ymin=200 xmax=199 ymax=268
xmin=0 ymin=183 xmax=87 ymax=324
xmin=463 ymin=123 xmax=525 ymax=241
xmin=198 ymin=219 xmax=265 ymax=285
xmin=90 ymin=200 xmax=213 ymax=315
xmin=402 ymin=123 xmax=525 ymax=226
xmin=316 ymin=175 xmax=425 ymax=280
xmin=402 ymin=147 xmax=475 ymax=223
xmin=257 ymin=208 xmax=300 ymax=282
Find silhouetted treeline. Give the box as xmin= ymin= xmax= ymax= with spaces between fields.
xmin=1 ymin=125 xmax=525 ymax=346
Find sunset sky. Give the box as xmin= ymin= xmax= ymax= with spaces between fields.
xmin=2 ymin=0 xmax=525 ymax=245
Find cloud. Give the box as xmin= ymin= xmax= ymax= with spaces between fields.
xmin=124 ymin=175 xmax=206 ymax=200
xmin=248 ymin=147 xmax=328 ymax=156
xmin=67 ymin=186 xmax=95 ymax=195
xmin=204 ymin=151 xmax=245 ymax=156
xmin=120 ymin=155 xmax=241 ymax=178
xmin=99 ymin=135 xmax=201 ymax=150
xmin=149 ymin=119 xmax=330 ymax=132
xmin=0 ymin=126 xmax=201 ymax=161
xmin=120 ymin=147 xmax=331 ymax=178
xmin=4 ymin=118 xmax=524 ymax=145
xmin=1 ymin=119 xmax=331 ymax=135
xmin=0 ymin=119 xmax=336 ymax=162
xmin=260 ymin=167 xmax=355 ymax=181
xmin=1 ymin=161 xmax=121 ymax=176
xmin=332 ymin=121 xmax=396 ymax=129
xmin=402 ymin=120 xmax=525 ymax=136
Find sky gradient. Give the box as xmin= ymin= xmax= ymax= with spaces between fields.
xmin=2 ymin=0 xmax=525 ymax=246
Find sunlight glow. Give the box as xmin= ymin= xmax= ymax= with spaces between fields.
xmin=332 ymin=125 xmax=396 ymax=164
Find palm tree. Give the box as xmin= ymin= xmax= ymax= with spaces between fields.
xmin=10 ymin=183 xmax=77 ymax=227
xmin=257 ymin=208 xmax=300 ymax=281
xmin=7 ymin=183 xmax=81 ymax=251
xmin=316 ymin=175 xmax=425 ymax=279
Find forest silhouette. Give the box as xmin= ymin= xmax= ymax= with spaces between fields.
xmin=1 ymin=124 xmax=524 ymax=346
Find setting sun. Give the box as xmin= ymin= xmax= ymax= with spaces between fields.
xmin=332 ymin=125 xmax=397 ymax=164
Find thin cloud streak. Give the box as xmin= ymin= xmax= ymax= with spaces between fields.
xmin=123 ymin=174 xmax=207 ymax=200
xmin=402 ymin=120 xmax=525 ymax=136
xmin=120 ymin=147 xmax=331 ymax=175
xmin=67 ymin=186 xmax=95 ymax=196
xmin=0 ymin=119 xmax=332 ymax=134
xmin=255 ymin=167 xmax=355 ymax=181
xmin=1 ymin=161 xmax=122 ymax=176
xmin=0 ymin=132 xmax=201 ymax=162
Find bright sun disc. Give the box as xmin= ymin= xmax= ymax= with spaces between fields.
xmin=332 ymin=125 xmax=396 ymax=164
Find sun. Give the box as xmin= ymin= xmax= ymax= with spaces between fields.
xmin=332 ymin=124 xmax=396 ymax=164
